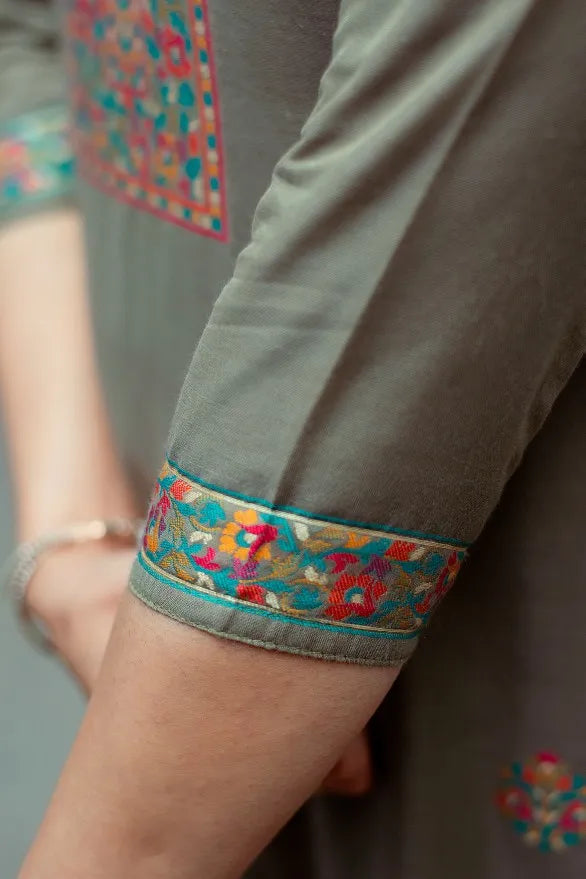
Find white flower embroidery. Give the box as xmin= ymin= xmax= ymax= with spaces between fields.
xmin=294 ymin=522 xmax=310 ymax=541
xmin=189 ymin=530 xmax=212 ymax=545
xmin=185 ymin=489 xmax=201 ymax=502
xmin=414 ymin=582 xmax=433 ymax=594
xmin=409 ymin=546 xmax=426 ymax=561
xmin=304 ymin=566 xmax=329 ymax=586
xmin=193 ymin=572 xmax=214 ymax=590
xmin=265 ymin=591 xmax=280 ymax=609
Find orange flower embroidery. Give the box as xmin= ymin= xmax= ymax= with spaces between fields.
xmin=219 ymin=509 xmax=274 ymax=561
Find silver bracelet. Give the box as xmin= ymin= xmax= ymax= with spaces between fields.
xmin=2 ymin=517 xmax=144 ymax=653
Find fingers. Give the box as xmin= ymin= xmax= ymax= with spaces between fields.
xmin=319 ymin=730 xmax=373 ymax=797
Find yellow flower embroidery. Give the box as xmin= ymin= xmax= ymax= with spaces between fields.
xmin=254 ymin=543 xmax=272 ymax=561
xmin=219 ymin=509 xmax=273 ymax=561
xmin=234 ymin=509 xmax=258 ymax=526
xmin=346 ymin=532 xmax=371 ymax=549
xmin=145 ymin=530 xmax=159 ymax=554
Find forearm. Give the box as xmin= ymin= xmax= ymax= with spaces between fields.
xmin=0 ymin=209 xmax=134 ymax=540
xmin=20 ymin=593 xmax=398 ymax=879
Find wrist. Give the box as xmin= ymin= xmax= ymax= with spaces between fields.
xmin=23 ymin=530 xmax=139 ymax=644
xmin=16 ymin=470 xmax=138 ymax=544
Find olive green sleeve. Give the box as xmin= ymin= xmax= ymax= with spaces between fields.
xmin=0 ymin=0 xmax=74 ymax=224
xmin=130 ymin=0 xmax=585 ymax=665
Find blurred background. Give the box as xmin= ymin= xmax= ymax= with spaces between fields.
xmin=0 ymin=432 xmax=83 ymax=877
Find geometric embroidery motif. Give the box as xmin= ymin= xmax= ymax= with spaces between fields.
xmin=65 ymin=0 xmax=228 ymax=240
xmin=497 ymin=752 xmax=586 ymax=853
xmin=140 ymin=460 xmax=467 ymax=638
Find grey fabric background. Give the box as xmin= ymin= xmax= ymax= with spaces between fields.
xmin=0 ymin=431 xmax=83 ymax=878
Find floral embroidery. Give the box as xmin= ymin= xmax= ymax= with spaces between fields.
xmin=219 ymin=510 xmax=277 ymax=562
xmin=66 ymin=0 xmax=228 ymax=239
xmin=497 ymin=752 xmax=586 ymax=852
xmin=140 ymin=460 xmax=467 ymax=636
xmin=0 ymin=107 xmax=74 ymax=217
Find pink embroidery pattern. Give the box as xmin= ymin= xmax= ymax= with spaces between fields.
xmin=66 ymin=0 xmax=228 ymax=239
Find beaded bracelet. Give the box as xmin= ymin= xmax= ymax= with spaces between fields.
xmin=3 ymin=517 xmax=143 ymax=652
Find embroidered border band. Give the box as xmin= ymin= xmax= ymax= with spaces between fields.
xmin=0 ymin=107 xmax=75 ymax=219
xmin=135 ymin=460 xmax=467 ymax=659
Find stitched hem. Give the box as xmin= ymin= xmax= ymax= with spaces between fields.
xmin=130 ymin=556 xmax=417 ymax=666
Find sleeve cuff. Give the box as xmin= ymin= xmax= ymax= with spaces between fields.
xmin=129 ymin=459 xmax=468 ymax=666
xmin=0 ymin=106 xmax=75 ymax=224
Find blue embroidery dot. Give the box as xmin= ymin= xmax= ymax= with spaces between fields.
xmin=195 ymin=5 xmax=204 ymax=20
xmin=178 ymin=82 xmax=195 ymax=107
xmin=170 ymin=10 xmax=187 ymax=34
xmin=200 ymin=50 xmax=209 ymax=63
xmin=212 ymin=218 xmax=222 ymax=231
xmin=197 ymin=501 xmax=226 ymax=527
xmin=210 ymin=177 xmax=219 ymax=191
xmin=207 ymin=135 xmax=217 ymax=149
xmin=291 ymin=587 xmax=323 ymax=611
xmin=2 ymin=178 xmax=21 ymax=200
xmin=185 ymin=157 xmax=202 ymax=180
xmin=58 ymin=158 xmax=76 ymax=177
xmin=146 ymin=36 xmax=160 ymax=60
xmin=203 ymin=91 xmax=213 ymax=107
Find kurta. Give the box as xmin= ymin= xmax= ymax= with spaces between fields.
xmin=2 ymin=0 xmax=585 ymax=872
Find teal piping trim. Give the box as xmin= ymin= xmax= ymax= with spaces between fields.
xmin=166 ymin=457 xmax=468 ymax=549
xmin=137 ymin=551 xmax=418 ymax=641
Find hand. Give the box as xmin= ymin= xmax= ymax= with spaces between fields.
xmin=25 ymin=542 xmax=136 ymax=694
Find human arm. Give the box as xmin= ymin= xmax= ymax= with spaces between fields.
xmin=20 ymin=593 xmax=396 ymax=879
xmin=0 ymin=210 xmax=137 ymax=689
xmin=0 ymin=0 xmax=136 ymax=689
xmin=0 ymin=3 xmax=371 ymax=788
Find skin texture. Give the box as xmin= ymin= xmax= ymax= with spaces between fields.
xmin=20 ymin=593 xmax=399 ymax=879
xmin=0 ymin=210 xmax=136 ymax=543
